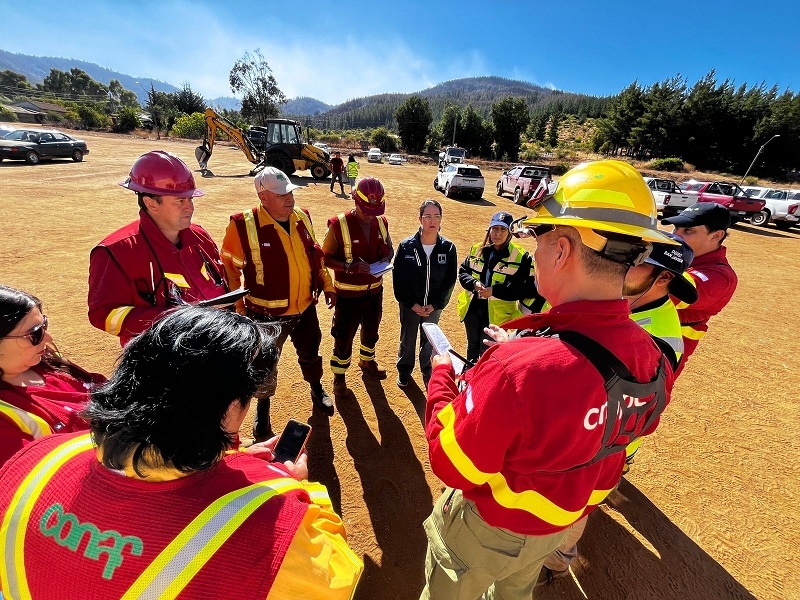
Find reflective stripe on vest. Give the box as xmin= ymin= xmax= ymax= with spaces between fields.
xmin=1 ymin=433 xmax=95 ymax=599
xmin=337 ymin=212 xmax=388 ymax=264
xmin=673 ymin=272 xmax=698 ymax=310
xmin=334 ymin=280 xmax=382 ymax=292
xmin=0 ymin=399 xmax=54 ymax=439
xmin=435 ymin=404 xmax=613 ymax=527
xmin=243 ymin=209 xmax=265 ymax=286
xmin=121 ymin=477 xmax=307 ymax=600
xmin=681 ymin=324 xmax=706 ymax=341
xmin=457 ymin=242 xmax=526 ymax=323
xmin=0 ymin=434 xmax=317 ymax=600
xmin=631 ymin=300 xmax=684 ymax=363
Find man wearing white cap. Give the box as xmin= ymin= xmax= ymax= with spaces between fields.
xmin=221 ymin=167 xmax=335 ymax=440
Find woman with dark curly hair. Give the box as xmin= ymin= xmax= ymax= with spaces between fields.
xmin=0 ymin=285 xmax=104 ymax=466
xmin=0 ymin=307 xmax=363 ymax=599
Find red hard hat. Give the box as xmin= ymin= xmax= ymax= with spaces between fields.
xmin=352 ymin=177 xmax=385 ymax=216
xmin=119 ymin=151 xmax=204 ymax=197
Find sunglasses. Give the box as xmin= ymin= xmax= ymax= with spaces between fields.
xmin=6 ymin=315 xmax=49 ymax=346
xmin=529 ymin=224 xmax=556 ymax=238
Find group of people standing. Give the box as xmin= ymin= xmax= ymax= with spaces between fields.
xmin=0 ymin=151 xmax=738 ymax=599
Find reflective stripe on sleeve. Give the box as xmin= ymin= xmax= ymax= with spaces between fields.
xmin=0 ymin=400 xmax=54 ymax=439
xmin=436 ymin=403 xmax=612 ymax=527
xmin=164 ymin=273 xmax=190 ymax=288
xmin=105 ymin=306 xmax=134 ymax=336
xmin=681 ymin=325 xmax=706 ymax=341
xmin=338 ymin=213 xmax=353 ymax=263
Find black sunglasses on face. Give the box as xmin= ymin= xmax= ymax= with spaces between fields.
xmin=6 ymin=315 xmax=49 ymax=346
xmin=530 ymin=224 xmax=556 ymax=238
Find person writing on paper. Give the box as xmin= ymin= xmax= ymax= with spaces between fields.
xmin=456 ymin=211 xmax=534 ymax=363
xmin=0 ymin=286 xmax=105 ymax=468
xmin=393 ymin=199 xmax=458 ymax=389
xmin=221 ymin=167 xmax=336 ymax=441
xmin=322 ymin=177 xmax=394 ymax=396
xmin=0 ymin=307 xmax=363 ymax=599
xmin=420 ymin=160 xmax=676 ymax=600
xmin=88 ymin=151 xmax=228 ymax=346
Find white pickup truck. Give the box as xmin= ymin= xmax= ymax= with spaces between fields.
xmin=643 ymin=177 xmax=695 ymax=216
xmin=741 ymin=186 xmax=800 ymax=230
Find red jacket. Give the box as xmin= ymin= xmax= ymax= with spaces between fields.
xmin=0 ymin=433 xmax=336 ymax=599
xmin=674 ymin=245 xmax=737 ymax=376
xmin=426 ymin=300 xmax=674 ymax=536
xmin=88 ymin=211 xmax=228 ymax=345
xmin=0 ymin=366 xmax=103 ymax=467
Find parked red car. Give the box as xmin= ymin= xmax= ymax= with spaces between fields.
xmin=496 ymin=165 xmax=551 ymax=205
xmin=678 ymin=181 xmax=765 ymax=222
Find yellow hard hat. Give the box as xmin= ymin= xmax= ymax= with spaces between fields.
xmin=524 ymin=160 xmax=677 ymax=246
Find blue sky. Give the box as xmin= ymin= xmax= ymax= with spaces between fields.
xmin=3 ymin=0 xmax=799 ymax=105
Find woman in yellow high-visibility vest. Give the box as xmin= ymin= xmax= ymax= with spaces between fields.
xmin=0 ymin=286 xmax=104 ymax=467
xmin=456 ymin=212 xmax=534 ymax=363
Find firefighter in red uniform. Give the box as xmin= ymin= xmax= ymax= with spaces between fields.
xmin=661 ymin=202 xmax=738 ymax=376
xmin=88 ymin=151 xmax=228 ymax=346
xmin=0 ymin=307 xmax=362 ymax=599
xmin=419 ymin=160 xmax=679 ymax=600
xmin=221 ymin=167 xmax=336 ymax=441
xmin=322 ymin=177 xmax=394 ymax=396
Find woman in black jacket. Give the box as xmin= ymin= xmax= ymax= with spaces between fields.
xmin=392 ymin=200 xmax=458 ymax=389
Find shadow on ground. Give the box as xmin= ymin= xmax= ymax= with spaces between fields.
xmin=538 ymin=478 xmax=757 ymax=599
xmin=337 ymin=375 xmax=434 ymax=600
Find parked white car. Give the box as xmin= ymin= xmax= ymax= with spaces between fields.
xmin=433 ymin=164 xmax=485 ymax=199
xmin=313 ymin=142 xmax=331 ymax=153
xmin=643 ymin=177 xmax=696 ymax=216
xmin=367 ymin=148 xmax=382 ymax=162
xmin=741 ymin=186 xmax=800 ymax=229
xmin=388 ymin=153 xmax=404 ymax=165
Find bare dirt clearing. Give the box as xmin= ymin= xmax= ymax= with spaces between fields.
xmin=1 ymin=131 xmax=797 ymax=600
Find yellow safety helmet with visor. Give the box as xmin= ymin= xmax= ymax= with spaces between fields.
xmin=523 ymin=160 xmax=679 ymax=264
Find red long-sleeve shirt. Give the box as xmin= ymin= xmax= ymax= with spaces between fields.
xmin=673 ymin=245 xmax=737 ymax=376
xmin=88 ymin=211 xmax=228 ymax=345
xmin=425 ymin=300 xmax=674 ymax=536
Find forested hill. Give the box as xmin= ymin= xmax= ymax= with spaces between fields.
xmin=285 ymin=76 xmax=610 ymax=128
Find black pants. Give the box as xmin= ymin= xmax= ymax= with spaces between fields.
xmin=330 ymin=289 xmax=383 ymax=373
xmin=249 ymin=303 xmax=324 ymax=398
xmin=397 ymin=304 xmax=442 ymax=385
xmin=330 ymin=171 xmax=345 ymax=192
xmin=463 ymin=298 xmax=490 ymax=364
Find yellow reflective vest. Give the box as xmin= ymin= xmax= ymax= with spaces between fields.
xmin=457 ymin=241 xmax=527 ymax=325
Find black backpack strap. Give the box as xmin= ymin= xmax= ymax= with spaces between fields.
xmin=556 ymin=330 xmax=669 ymax=470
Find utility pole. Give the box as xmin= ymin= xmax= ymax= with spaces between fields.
xmin=740 ymin=134 xmax=780 ymax=184
xmin=452 ymin=115 xmax=458 ymax=146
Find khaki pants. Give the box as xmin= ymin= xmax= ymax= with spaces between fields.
xmin=420 ymin=489 xmax=568 ymax=600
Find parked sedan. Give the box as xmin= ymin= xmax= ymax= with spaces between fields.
xmin=433 ymin=164 xmax=485 ymax=199
xmin=0 ymin=129 xmax=89 ymax=165
xmin=388 ymin=153 xmax=404 ymax=165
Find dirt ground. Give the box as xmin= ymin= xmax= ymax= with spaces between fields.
xmin=1 ymin=130 xmax=797 ymax=600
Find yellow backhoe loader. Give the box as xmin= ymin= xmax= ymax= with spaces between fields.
xmin=195 ymin=108 xmax=331 ymax=179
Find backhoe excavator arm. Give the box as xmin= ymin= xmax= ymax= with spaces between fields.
xmin=195 ymin=108 xmax=265 ymax=172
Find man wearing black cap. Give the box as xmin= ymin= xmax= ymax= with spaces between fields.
xmin=661 ymin=203 xmax=738 ymax=376
xmin=624 ymin=232 xmax=698 ymax=370
xmin=456 ymin=211 xmax=533 ymax=363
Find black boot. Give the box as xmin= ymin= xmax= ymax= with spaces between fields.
xmin=253 ymin=397 xmax=274 ymax=442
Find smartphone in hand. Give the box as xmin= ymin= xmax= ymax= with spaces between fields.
xmin=272 ymin=419 xmax=312 ymax=464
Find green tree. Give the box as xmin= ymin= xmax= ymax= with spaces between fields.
xmin=145 ymin=83 xmax=177 ymax=139
xmin=546 ymin=112 xmax=562 ymax=147
xmin=77 ymin=103 xmax=110 ymax=129
xmin=171 ymin=112 xmax=206 ymax=139
xmin=369 ymin=127 xmax=397 ymax=152
xmin=592 ymin=81 xmax=645 ymax=154
xmin=114 ymin=106 xmax=142 ymax=133
xmin=229 ymin=49 xmax=286 ymax=125
xmin=394 ymin=95 xmax=431 ymax=152
xmin=107 ymin=79 xmax=139 ymax=114
xmin=0 ymin=70 xmax=31 ymax=91
xmin=455 ymin=104 xmax=490 ymax=157
xmin=40 ymin=68 xmax=107 ymax=99
xmin=490 ymin=97 xmax=530 ymax=161
xmin=430 ymin=103 xmax=461 ymax=150
xmin=173 ymin=82 xmax=206 ymax=115
xmin=628 ymin=76 xmax=686 ymax=158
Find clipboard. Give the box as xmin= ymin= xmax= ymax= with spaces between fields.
xmin=369 ymin=262 xmax=394 ymax=277
xmin=195 ymin=288 xmax=249 ymax=308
